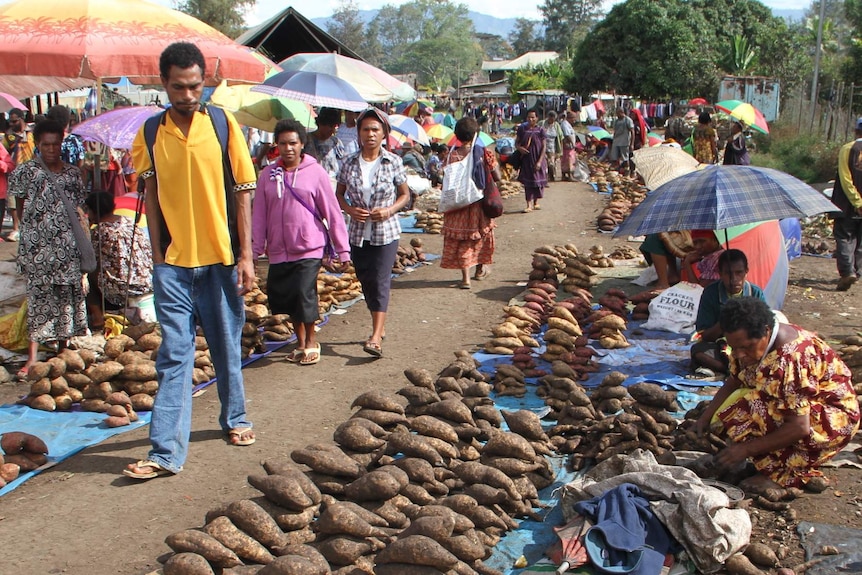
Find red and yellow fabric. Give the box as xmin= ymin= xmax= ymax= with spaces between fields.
xmin=718 ymin=328 xmax=860 ymax=488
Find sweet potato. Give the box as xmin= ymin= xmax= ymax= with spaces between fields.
xmin=57 ymin=349 xmax=85 ymax=372
xmin=124 ymin=380 xmax=159 ymax=395
xmin=0 ymin=462 xmax=20 ymax=482
xmin=351 ymin=407 xmax=407 ymax=427
xmin=203 ymin=515 xmax=275 ymax=565
xmin=501 ymin=410 xmax=548 ymax=442
xmin=261 ymin=460 xmax=322 ymax=505
xmin=480 ymin=455 xmax=541 ymax=476
xmin=725 ymin=554 xmax=765 ymax=575
xmin=248 ymin=474 xmax=314 ymax=511
xmin=28 ymin=377 xmax=51 ymax=397
xmin=393 ymin=457 xmax=435 ymax=484
xmin=122 ymin=362 xmax=158 ymax=381
xmin=129 ymin=393 xmax=154 ymax=411
xmin=137 ymin=332 xmax=162 ymax=351
xmin=256 ymin=555 xmax=326 ymax=575
xmin=420 ymin=399 xmax=474 ymax=425
xmin=359 ymin=499 xmax=410 ymax=528
xmin=165 ymin=530 xmax=243 ymax=568
xmin=316 ymin=502 xmax=389 ymax=538
xmin=451 ymin=462 xmax=520 ymax=501
xmin=482 ymin=431 xmax=536 ymax=461
xmin=333 ymin=420 xmax=386 ymax=452
xmin=105 ymin=415 xmax=131 ymax=427
xmin=400 ymin=515 xmax=456 ymax=541
xmin=441 ymin=531 xmax=488 ymax=562
xmin=330 ymin=500 xmax=388 ymax=527
xmin=26 ymin=361 xmax=51 ymax=382
xmin=163 ymin=552 xmax=216 ymax=575
xmin=317 ymin=535 xmax=376 ymax=566
xmin=628 ymin=382 xmax=677 ymax=409
xmin=344 ymin=470 xmax=402 ymax=501
xmin=350 ymin=389 xmax=404 ymax=414
xmin=64 ymin=372 xmax=92 ymax=390
xmin=274 ymin=505 xmax=318 ymax=532
xmin=439 ymin=495 xmax=508 ymax=531
xmin=744 ymin=543 xmax=779 ymax=568
xmin=398 ymin=386 xmax=441 ymax=407
xmin=305 ymin=471 xmax=349 ymax=495
xmin=290 ymin=445 xmax=363 ymax=478
xmin=80 ymin=398 xmax=107 ymax=412
xmin=106 ymin=404 xmax=129 ymax=418
xmin=45 ymin=356 xmax=66 ymax=379
xmin=85 ymin=361 xmax=125 ymax=384
xmin=373 ymin=564 xmax=447 ymax=575
xmin=405 ymin=367 xmax=436 ymax=389
xmin=223 ymin=499 xmax=289 ymax=550
xmin=384 ymin=431 xmax=444 ymax=465
xmin=28 ymin=394 xmax=56 ymax=412
xmin=376 ymin=535 xmax=459 ymax=570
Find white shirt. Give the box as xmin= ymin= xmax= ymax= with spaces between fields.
xmin=359 ymin=155 xmax=381 ymax=242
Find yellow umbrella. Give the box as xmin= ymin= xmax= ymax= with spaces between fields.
xmin=209 ymin=81 xmax=316 ymax=132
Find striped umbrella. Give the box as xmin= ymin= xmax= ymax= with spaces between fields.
xmin=394 ymin=98 xmax=434 ymax=117
xmin=715 ymin=100 xmax=770 ymax=134
xmin=424 ymin=123 xmax=454 ymax=141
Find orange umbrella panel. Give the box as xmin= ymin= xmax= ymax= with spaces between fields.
xmin=0 ymin=0 xmax=268 ymax=85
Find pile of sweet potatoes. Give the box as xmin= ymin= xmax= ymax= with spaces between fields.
xmin=0 ymin=431 xmax=48 ymax=486
xmin=157 ymin=353 xmax=565 ymax=574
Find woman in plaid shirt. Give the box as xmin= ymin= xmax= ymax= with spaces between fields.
xmin=336 ymin=108 xmax=411 ymax=358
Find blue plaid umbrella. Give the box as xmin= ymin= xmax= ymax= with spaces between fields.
xmin=614 ymin=165 xmax=838 ymax=237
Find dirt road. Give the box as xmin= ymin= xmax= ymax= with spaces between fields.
xmin=0 ymin=179 xmax=858 ymax=574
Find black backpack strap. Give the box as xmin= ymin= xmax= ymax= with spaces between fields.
xmin=205 ymin=105 xmax=242 ymax=263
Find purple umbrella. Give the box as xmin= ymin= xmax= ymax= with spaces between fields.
xmin=72 ymin=105 xmax=163 ymax=150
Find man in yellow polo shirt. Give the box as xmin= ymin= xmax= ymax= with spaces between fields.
xmin=124 ymin=43 xmax=257 ymax=480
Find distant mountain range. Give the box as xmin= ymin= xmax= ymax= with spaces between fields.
xmin=313 ymin=8 xmax=805 ymax=41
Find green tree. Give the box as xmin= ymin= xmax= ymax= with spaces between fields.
xmin=540 ymin=0 xmax=603 ymax=54
xmin=369 ymin=0 xmax=481 ymax=87
xmin=476 ymin=33 xmax=513 ymax=60
xmin=722 ymin=35 xmax=759 ymax=74
xmin=508 ymin=18 xmax=544 ymax=56
xmin=508 ymin=59 xmax=569 ymax=98
xmin=327 ymin=0 xmax=366 ymax=53
xmin=570 ymin=0 xmax=807 ymax=99
xmin=362 ymin=18 xmax=384 ymax=67
xmin=175 ymin=0 xmax=255 ymax=39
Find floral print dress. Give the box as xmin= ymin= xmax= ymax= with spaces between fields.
xmin=8 ymin=161 xmax=89 ymax=343
xmin=718 ymin=328 xmax=860 ymax=487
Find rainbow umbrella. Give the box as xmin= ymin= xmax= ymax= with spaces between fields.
xmin=0 ymin=0 xmax=268 ymax=85
xmin=448 ymin=131 xmax=495 ymax=148
xmin=210 ymin=81 xmax=316 ymax=132
xmin=394 ymin=99 xmax=434 ymax=117
xmin=431 ymin=112 xmax=446 ymax=124
xmin=424 ymin=123 xmax=454 ymax=141
xmin=715 ymin=100 xmax=769 ymax=134
xmin=647 ymin=131 xmax=664 ymax=146
xmin=389 ymin=114 xmax=430 ymax=146
xmin=114 ymin=192 xmax=147 ymax=227
xmin=590 ymin=129 xmax=612 ymax=140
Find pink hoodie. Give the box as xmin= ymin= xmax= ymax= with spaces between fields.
xmin=252 ymin=154 xmax=350 ymax=264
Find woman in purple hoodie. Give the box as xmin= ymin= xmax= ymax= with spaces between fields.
xmin=253 ymin=119 xmax=351 ymax=366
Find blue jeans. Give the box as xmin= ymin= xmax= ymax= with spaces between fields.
xmin=147 ymin=263 xmax=251 ymax=473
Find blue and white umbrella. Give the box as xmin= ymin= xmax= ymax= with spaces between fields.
xmin=251 ymin=70 xmax=367 ymax=112
xmin=614 ymin=165 xmax=838 ymax=237
xmin=388 ymin=114 xmax=430 ymax=146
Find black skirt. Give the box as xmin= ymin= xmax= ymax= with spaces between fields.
xmin=266 ymin=259 xmax=321 ymax=324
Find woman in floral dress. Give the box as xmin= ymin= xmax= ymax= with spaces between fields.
xmin=9 ymin=119 xmax=88 ymax=375
xmin=696 ymin=298 xmax=860 ymax=492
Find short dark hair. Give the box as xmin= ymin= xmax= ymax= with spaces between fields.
xmin=159 ymin=42 xmax=206 ymax=80
xmin=316 ymin=108 xmax=341 ymax=127
xmin=718 ymin=249 xmax=749 ymax=273
xmin=698 ymin=112 xmax=711 ymax=124
xmin=84 ymin=191 xmax=115 ymax=217
xmin=720 ymin=297 xmax=774 ymax=339
xmin=46 ymin=105 xmax=71 ymax=128
xmin=273 ymin=119 xmax=307 ymax=145
xmin=33 ymin=119 xmax=65 ymax=143
xmin=547 ymin=111 xmax=557 ymax=120
xmin=454 ymin=117 xmax=479 ymax=142
xmin=8 ymin=108 xmax=25 ymax=120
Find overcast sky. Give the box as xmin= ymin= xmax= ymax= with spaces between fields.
xmin=150 ymin=0 xmax=812 ymax=25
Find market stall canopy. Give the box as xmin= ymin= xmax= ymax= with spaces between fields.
xmin=0 ymin=0 xmax=268 ymax=85
xmin=0 ymin=76 xmax=94 ymax=101
xmin=237 ymin=7 xmax=362 ymax=64
xmin=280 ymin=53 xmax=414 ymax=103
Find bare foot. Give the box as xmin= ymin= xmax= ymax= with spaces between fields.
xmin=739 ymin=474 xmax=782 ymax=496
